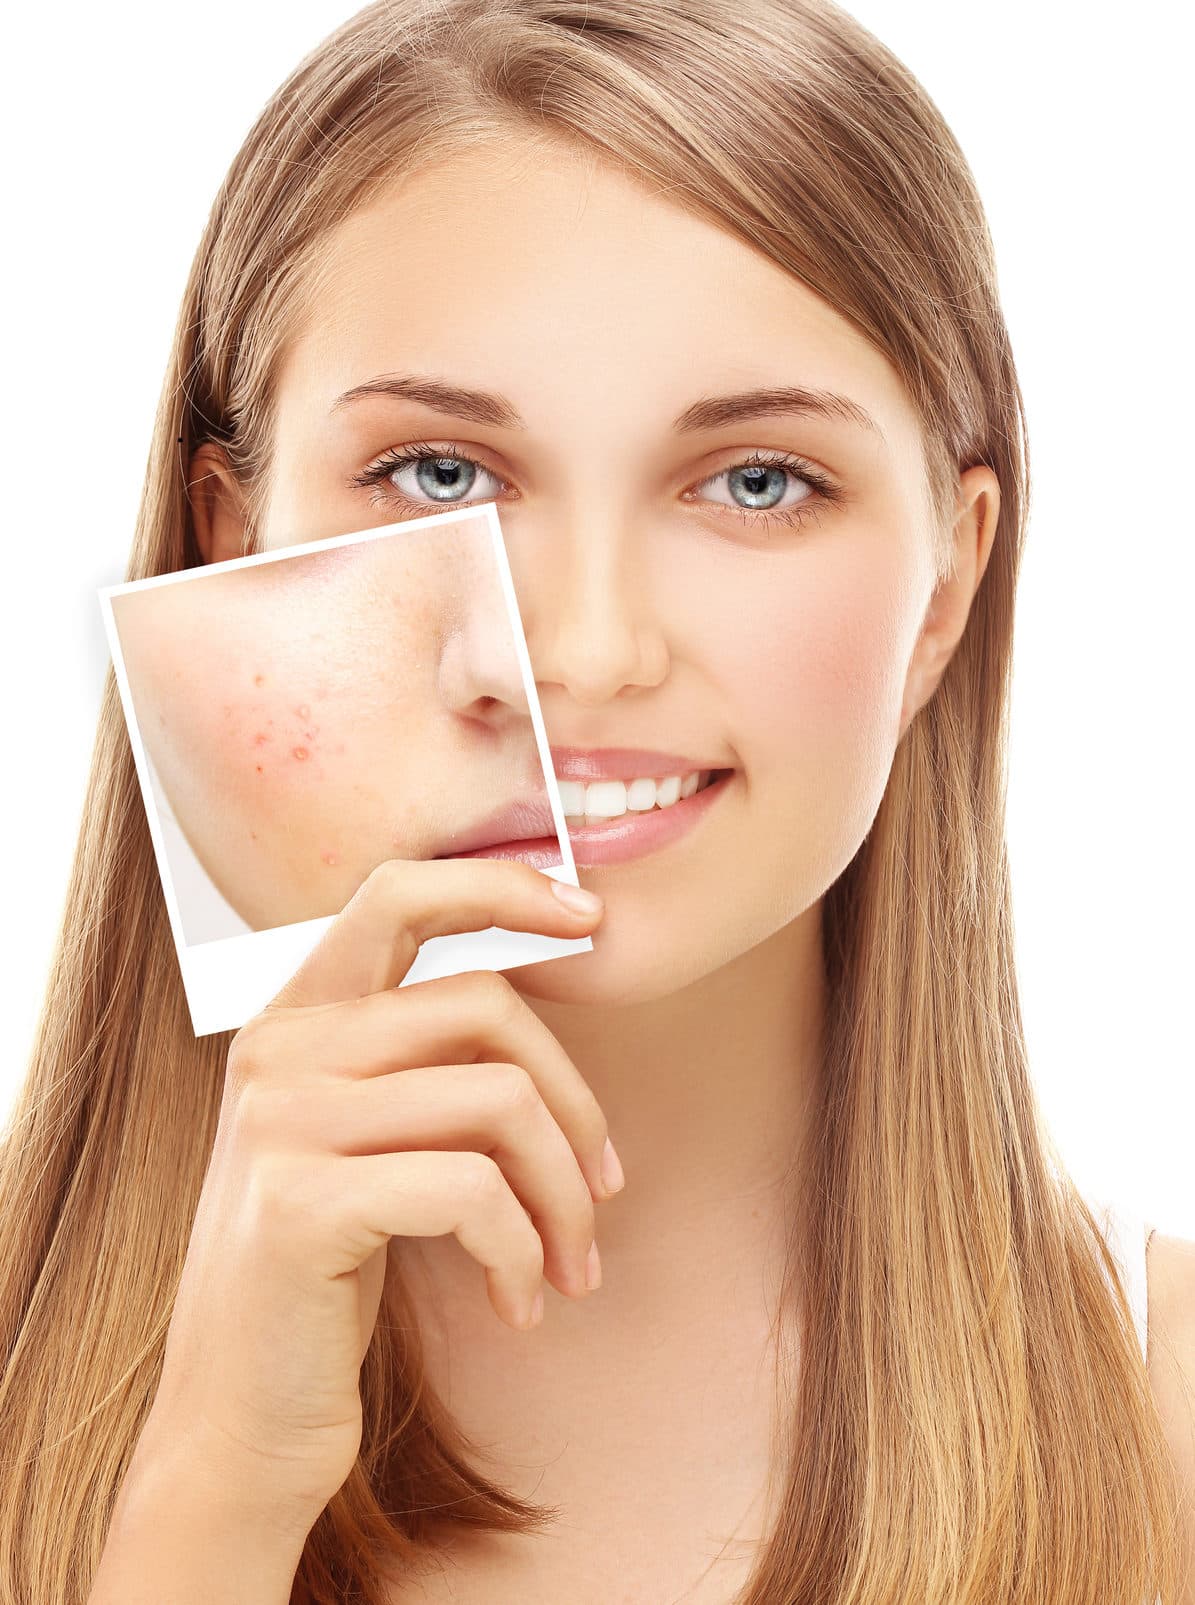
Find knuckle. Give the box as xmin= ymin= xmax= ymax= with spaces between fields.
xmin=487 ymin=1061 xmax=539 ymax=1121
xmin=469 ymin=968 xmax=522 ymax=1029
xmin=365 ymin=854 xmax=418 ymax=916
xmin=458 ymin=1151 xmax=506 ymax=1207
xmin=226 ymin=1014 xmax=273 ymax=1086
xmin=225 ymin=1075 xmax=281 ymax=1151
xmin=372 ymin=855 xmax=410 ymax=896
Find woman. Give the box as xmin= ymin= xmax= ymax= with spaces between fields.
xmin=2 ymin=1 xmax=1191 ymax=1601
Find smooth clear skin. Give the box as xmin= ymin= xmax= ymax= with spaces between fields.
xmin=113 ymin=520 xmax=544 ymax=930
xmin=190 ymin=133 xmax=998 ymax=1567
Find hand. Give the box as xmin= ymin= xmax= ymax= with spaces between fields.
xmin=142 ymin=857 xmax=616 ymax=1537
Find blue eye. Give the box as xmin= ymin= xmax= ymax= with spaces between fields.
xmin=350 ymin=441 xmax=506 ymax=508
xmin=349 ymin=439 xmax=503 ymax=511
xmin=349 ymin=439 xmax=842 ymax=535
xmin=684 ymin=450 xmax=842 ymax=532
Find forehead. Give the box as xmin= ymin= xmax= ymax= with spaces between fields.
xmin=275 ymin=135 xmax=917 ymax=455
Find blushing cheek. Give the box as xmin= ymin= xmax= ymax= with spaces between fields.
xmin=735 ymin=582 xmax=907 ymax=865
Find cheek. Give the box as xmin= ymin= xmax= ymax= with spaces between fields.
xmin=726 ymin=563 xmax=911 ymax=847
xmin=138 ymin=585 xmax=361 ymax=814
xmin=152 ymin=618 xmax=452 ymax=843
xmin=217 ymin=678 xmax=345 ymax=789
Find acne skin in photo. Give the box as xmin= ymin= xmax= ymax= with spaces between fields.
xmin=110 ymin=516 xmax=556 ymax=936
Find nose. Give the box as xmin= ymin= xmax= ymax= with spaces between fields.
xmin=510 ymin=502 xmax=670 ymax=709
xmin=434 ymin=552 xmax=531 ymax=729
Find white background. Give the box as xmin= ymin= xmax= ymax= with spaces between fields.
xmin=2 ymin=3 xmax=1190 ymax=1233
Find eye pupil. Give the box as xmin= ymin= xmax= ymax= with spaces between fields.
xmin=416 ymin=456 xmax=476 ymax=501
xmin=729 ymin=463 xmax=787 ymax=511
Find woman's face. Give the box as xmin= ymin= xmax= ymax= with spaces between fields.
xmin=193 ymin=132 xmax=995 ymax=998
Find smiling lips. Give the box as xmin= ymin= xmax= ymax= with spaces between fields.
xmin=432 ymin=747 xmax=734 ymax=868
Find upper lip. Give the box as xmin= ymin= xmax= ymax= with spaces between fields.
xmin=549 ymin=747 xmax=730 ymax=781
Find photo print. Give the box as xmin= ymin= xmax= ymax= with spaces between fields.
xmin=98 ymin=503 xmax=590 ymax=1035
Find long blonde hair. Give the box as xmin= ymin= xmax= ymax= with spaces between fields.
xmin=1 ymin=2 xmax=1180 ymax=1600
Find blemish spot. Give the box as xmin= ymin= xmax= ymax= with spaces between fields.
xmin=334 ymin=742 xmax=346 ymax=755
xmin=250 ymin=831 xmax=257 ymax=840
xmin=304 ymin=727 xmax=319 ymax=740
xmin=295 ymin=703 xmax=311 ymax=720
xmin=315 ymin=683 xmax=330 ymax=700
xmin=253 ymin=732 xmax=270 ymax=746
xmin=255 ymin=765 xmax=263 ymax=773
xmin=292 ymin=746 xmax=310 ymax=761
xmin=321 ymin=850 xmax=340 ymax=866
xmin=254 ymin=673 xmax=266 ymax=686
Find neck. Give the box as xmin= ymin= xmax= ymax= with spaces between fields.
xmin=390 ymin=903 xmax=828 ymax=1359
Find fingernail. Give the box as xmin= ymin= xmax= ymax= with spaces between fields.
xmin=550 ymin=879 xmax=603 ymax=915
xmin=585 ymin=1239 xmax=602 ymax=1291
xmin=600 ymin=1137 xmax=625 ymax=1195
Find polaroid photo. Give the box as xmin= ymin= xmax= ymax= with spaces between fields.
xmin=98 ymin=503 xmax=590 ymax=1035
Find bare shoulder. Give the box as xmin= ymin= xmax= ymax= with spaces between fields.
xmin=1147 ymin=1231 xmax=1195 ymax=1603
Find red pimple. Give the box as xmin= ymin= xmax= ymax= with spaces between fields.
xmin=295 ymin=703 xmax=311 ymax=720
xmin=321 ymin=850 xmax=340 ymax=866
xmin=254 ymin=674 xmax=266 ymax=686
xmin=292 ymin=746 xmax=310 ymax=761
xmin=253 ymin=732 xmax=270 ymax=746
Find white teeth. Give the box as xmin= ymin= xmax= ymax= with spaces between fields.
xmin=555 ymin=769 xmax=716 ymax=822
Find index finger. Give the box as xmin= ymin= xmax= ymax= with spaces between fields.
xmin=264 ymin=856 xmax=602 ymax=1011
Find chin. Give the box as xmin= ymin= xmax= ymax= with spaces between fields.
xmin=502 ymin=911 xmax=722 ymax=1007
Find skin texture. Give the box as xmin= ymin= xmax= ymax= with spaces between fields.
xmin=113 ymin=516 xmax=545 ymax=930
xmin=189 ymin=133 xmax=1002 ymax=1590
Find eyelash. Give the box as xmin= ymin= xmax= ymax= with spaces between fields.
xmin=347 ymin=439 xmax=844 ymax=535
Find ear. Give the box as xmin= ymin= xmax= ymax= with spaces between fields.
xmin=898 ymin=464 xmax=1001 ymax=736
xmin=188 ymin=442 xmax=250 ymax=565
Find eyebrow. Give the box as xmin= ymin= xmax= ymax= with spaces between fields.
xmin=329 ymin=373 xmax=882 ymax=438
